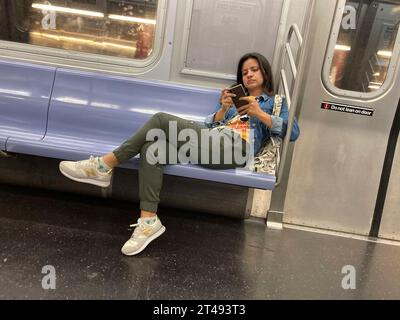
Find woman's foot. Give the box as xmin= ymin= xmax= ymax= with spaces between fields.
xmin=59 ymin=156 xmax=112 ymax=188
xmin=121 ymin=216 xmax=166 ymax=256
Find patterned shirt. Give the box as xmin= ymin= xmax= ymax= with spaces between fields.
xmin=204 ymin=93 xmax=300 ymax=155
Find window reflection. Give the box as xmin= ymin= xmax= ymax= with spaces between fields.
xmin=0 ymin=0 xmax=158 ymax=60
xmin=329 ymin=0 xmax=399 ymax=93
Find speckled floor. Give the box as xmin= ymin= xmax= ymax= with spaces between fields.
xmin=1 ymin=183 xmax=400 ymax=300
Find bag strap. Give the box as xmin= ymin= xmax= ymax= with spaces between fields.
xmin=269 ymin=94 xmax=284 ymax=148
xmin=272 ymin=94 xmax=283 ymax=117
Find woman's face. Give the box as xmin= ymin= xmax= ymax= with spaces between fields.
xmin=242 ymin=58 xmax=265 ymax=93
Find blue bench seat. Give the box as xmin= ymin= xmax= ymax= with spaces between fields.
xmin=0 ymin=60 xmax=55 ymax=150
xmin=3 ymin=66 xmax=276 ymax=190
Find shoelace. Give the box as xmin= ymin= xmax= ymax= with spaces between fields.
xmin=130 ymin=222 xmax=142 ymax=229
xmin=129 ymin=220 xmax=147 ymax=238
xmin=75 ymin=156 xmax=112 ymax=174
xmin=76 ymin=155 xmax=97 ymax=169
xmin=129 ymin=219 xmax=157 ymax=238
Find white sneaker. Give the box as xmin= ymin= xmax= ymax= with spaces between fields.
xmin=121 ymin=217 xmax=166 ymax=256
xmin=59 ymin=156 xmax=112 ymax=188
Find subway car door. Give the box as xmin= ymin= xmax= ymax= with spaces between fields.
xmin=380 ymin=101 xmax=400 ymax=240
xmin=283 ymin=0 xmax=400 ymax=238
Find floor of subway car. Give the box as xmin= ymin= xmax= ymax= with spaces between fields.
xmin=1 ymin=184 xmax=400 ymax=300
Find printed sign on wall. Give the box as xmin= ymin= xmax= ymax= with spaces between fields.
xmin=321 ymin=102 xmax=374 ymax=117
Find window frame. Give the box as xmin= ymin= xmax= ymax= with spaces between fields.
xmin=0 ymin=0 xmax=168 ymax=73
xmin=322 ymin=0 xmax=400 ymax=100
xmin=179 ymin=0 xmax=236 ymax=81
xmin=180 ymin=0 xmax=285 ymax=81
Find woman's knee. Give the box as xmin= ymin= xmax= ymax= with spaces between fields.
xmin=152 ymin=112 xmax=170 ymax=122
xmin=149 ymin=112 xmax=172 ymax=131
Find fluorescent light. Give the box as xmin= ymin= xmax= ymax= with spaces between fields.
xmin=32 ymin=3 xmax=104 ymax=18
xmin=368 ymin=85 xmax=380 ymax=90
xmin=31 ymin=4 xmax=157 ymax=25
xmin=108 ymin=14 xmax=156 ymax=25
xmin=31 ymin=32 xmax=90 ymax=44
xmin=368 ymin=81 xmax=383 ymax=90
xmin=373 ymin=72 xmax=380 ymax=77
xmin=335 ymin=44 xmax=351 ymax=51
xmin=377 ymin=50 xmax=392 ymax=58
xmin=30 ymin=31 xmax=136 ymax=51
xmin=101 ymin=41 xmax=136 ymax=51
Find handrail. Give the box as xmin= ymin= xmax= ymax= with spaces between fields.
xmin=280 ymin=69 xmax=291 ymax=107
xmin=285 ymin=43 xmax=298 ymax=80
xmin=275 ymin=23 xmax=305 ymax=187
xmin=287 ymin=24 xmax=303 ymax=47
xmin=284 ymin=24 xmax=303 ymax=83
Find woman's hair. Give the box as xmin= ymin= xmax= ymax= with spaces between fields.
xmin=236 ymin=52 xmax=274 ymax=95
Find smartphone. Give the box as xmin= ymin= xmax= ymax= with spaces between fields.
xmin=228 ymin=84 xmax=248 ymax=109
xmin=228 ymin=84 xmax=249 ymax=121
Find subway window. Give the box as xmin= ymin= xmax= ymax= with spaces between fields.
xmin=328 ymin=0 xmax=400 ymax=93
xmin=183 ymin=0 xmax=283 ymax=78
xmin=0 ymin=0 xmax=159 ymax=60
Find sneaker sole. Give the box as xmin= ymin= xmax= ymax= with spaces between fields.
xmin=122 ymin=226 xmax=166 ymax=256
xmin=59 ymin=165 xmax=111 ymax=188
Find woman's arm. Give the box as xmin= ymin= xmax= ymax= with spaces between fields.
xmin=214 ymin=89 xmax=235 ymax=122
xmin=237 ymin=96 xmax=272 ymax=127
xmin=213 ymin=107 xmax=229 ymax=122
xmin=255 ymin=112 xmax=272 ymax=129
xmin=276 ymin=97 xmax=300 ymax=141
xmin=237 ymin=96 xmax=300 ymax=141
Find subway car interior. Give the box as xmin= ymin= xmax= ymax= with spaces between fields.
xmin=0 ymin=0 xmax=400 ymax=300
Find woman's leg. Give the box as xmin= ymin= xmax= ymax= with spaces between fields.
xmin=102 ymin=152 xmax=120 ymax=168
xmin=113 ymin=112 xmax=206 ymax=216
xmin=136 ymin=127 xmax=249 ymax=216
xmin=137 ymin=142 xmax=165 ymax=215
xmin=103 ymin=112 xmax=249 ymax=171
xmin=121 ymin=121 xmax=249 ymax=256
xmin=59 ymin=112 xmax=206 ymax=198
xmin=112 ymin=112 xmax=204 ymax=164
xmin=121 ymin=117 xmax=205 ymax=256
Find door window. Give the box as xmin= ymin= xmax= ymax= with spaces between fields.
xmin=326 ymin=0 xmax=399 ymax=94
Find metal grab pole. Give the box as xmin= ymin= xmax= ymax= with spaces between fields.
xmin=274 ymin=25 xmax=302 ymax=187
xmin=285 ymin=24 xmax=303 ymax=80
xmin=275 ymin=2 xmax=315 ymax=187
xmin=288 ymin=24 xmax=303 ymax=47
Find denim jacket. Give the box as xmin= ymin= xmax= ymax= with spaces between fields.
xmin=204 ymin=93 xmax=300 ymax=155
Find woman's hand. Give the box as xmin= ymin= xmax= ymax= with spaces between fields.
xmin=237 ymin=96 xmax=263 ymax=118
xmin=219 ymin=89 xmax=235 ymax=112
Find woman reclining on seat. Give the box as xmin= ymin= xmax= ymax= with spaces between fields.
xmin=59 ymin=52 xmax=300 ymax=256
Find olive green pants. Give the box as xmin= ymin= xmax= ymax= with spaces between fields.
xmin=113 ymin=112 xmax=249 ymax=213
